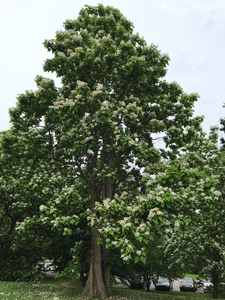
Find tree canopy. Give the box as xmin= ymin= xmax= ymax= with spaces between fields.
xmin=5 ymin=4 xmax=208 ymax=299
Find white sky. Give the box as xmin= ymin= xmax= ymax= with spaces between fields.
xmin=1 ymin=0 xmax=225 ymax=135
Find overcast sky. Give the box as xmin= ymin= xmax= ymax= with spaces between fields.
xmin=1 ymin=0 xmax=225 ymax=135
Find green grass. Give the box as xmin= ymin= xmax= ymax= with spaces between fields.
xmin=0 ymin=281 xmax=225 ymax=300
xmin=114 ymin=289 xmax=225 ymax=299
xmin=0 ymin=281 xmax=83 ymax=300
xmin=184 ymin=274 xmax=199 ymax=279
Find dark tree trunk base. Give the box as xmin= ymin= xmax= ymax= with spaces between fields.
xmin=81 ymin=228 xmax=113 ymax=299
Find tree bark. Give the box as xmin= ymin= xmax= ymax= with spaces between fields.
xmin=102 ymin=239 xmax=112 ymax=296
xmin=212 ymin=267 xmax=219 ymax=299
xmin=81 ymin=145 xmax=115 ymax=299
xmin=146 ymin=276 xmax=151 ymax=292
xmin=81 ymin=227 xmax=113 ymax=299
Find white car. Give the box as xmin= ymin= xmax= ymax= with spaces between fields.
xmin=203 ymin=278 xmax=213 ymax=293
xmin=36 ymin=262 xmax=57 ymax=272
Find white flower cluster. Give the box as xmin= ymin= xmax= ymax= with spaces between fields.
xmin=77 ymin=80 xmax=87 ymax=88
xmin=40 ymin=204 xmax=46 ymax=211
xmin=93 ymin=90 xmax=102 ymax=96
xmin=102 ymin=198 xmax=110 ymax=209
xmin=121 ymin=254 xmax=131 ymax=261
xmin=148 ymin=207 xmax=164 ymax=220
xmin=118 ymin=217 xmax=132 ymax=228
xmin=72 ymin=34 xmax=82 ymax=41
xmin=136 ymin=222 xmax=146 ymax=232
xmin=15 ymin=222 xmax=26 ymax=231
xmin=57 ymin=51 xmax=66 ymax=58
xmin=127 ymin=205 xmax=140 ymax=213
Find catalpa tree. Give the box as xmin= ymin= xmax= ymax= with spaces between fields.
xmin=0 ymin=130 xmax=49 ymax=281
xmin=0 ymin=129 xmax=77 ymax=281
xmin=10 ymin=4 xmax=204 ymax=299
xmin=163 ymin=127 xmax=225 ymax=299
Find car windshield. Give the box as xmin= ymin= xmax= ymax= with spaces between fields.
xmin=158 ymin=277 xmax=169 ymax=283
xmin=132 ymin=275 xmax=143 ymax=281
xmin=204 ymin=278 xmax=211 ymax=283
xmin=182 ymin=278 xmax=193 ymax=284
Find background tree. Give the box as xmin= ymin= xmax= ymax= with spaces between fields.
xmin=0 ymin=130 xmax=82 ymax=281
xmin=9 ymin=4 xmax=204 ymax=299
xmin=110 ymin=234 xmax=183 ymax=292
xmin=0 ymin=130 xmax=46 ymax=281
xmin=163 ymin=127 xmax=225 ymax=299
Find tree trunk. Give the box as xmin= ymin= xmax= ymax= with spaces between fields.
xmin=212 ymin=267 xmax=219 ymax=299
xmin=146 ymin=276 xmax=151 ymax=292
xmin=81 ymin=227 xmax=113 ymax=299
xmin=102 ymin=239 xmax=112 ymax=296
xmin=81 ymin=145 xmax=115 ymax=298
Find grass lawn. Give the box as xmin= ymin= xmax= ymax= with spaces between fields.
xmin=0 ymin=281 xmax=225 ymax=300
xmin=184 ymin=274 xmax=199 ymax=279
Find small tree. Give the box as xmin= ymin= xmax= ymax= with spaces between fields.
xmin=9 ymin=4 xmax=204 ymax=299
xmin=110 ymin=234 xmax=183 ymax=292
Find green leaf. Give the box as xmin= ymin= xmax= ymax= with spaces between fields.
xmin=134 ymin=256 xmax=140 ymax=263
xmin=105 ymin=243 xmax=111 ymax=249
xmin=140 ymin=256 xmax=146 ymax=264
xmin=137 ymin=236 xmax=143 ymax=242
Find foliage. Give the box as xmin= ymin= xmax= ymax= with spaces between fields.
xmin=6 ymin=4 xmax=206 ymax=298
xmin=0 ymin=130 xmax=46 ymax=281
xmin=162 ymin=127 xmax=225 ymax=299
xmin=0 ymin=130 xmax=83 ymax=281
xmin=10 ymin=2 xmax=202 ymax=256
xmin=93 ymin=128 xmax=221 ymax=262
xmin=110 ymin=234 xmax=183 ymax=290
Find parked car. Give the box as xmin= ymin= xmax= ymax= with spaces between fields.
xmin=130 ymin=274 xmax=144 ymax=289
xmin=36 ymin=263 xmax=57 ymax=272
xmin=180 ymin=277 xmax=197 ymax=292
xmin=203 ymin=278 xmax=213 ymax=293
xmin=155 ymin=277 xmax=173 ymax=291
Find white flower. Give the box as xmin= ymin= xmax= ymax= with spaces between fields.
xmin=97 ymin=83 xmax=103 ymax=90
xmin=77 ymin=80 xmax=87 ymax=88
xmin=139 ymin=56 xmax=145 ymax=61
xmin=57 ymin=52 xmax=66 ymax=58
xmin=214 ymin=191 xmax=221 ymax=196
xmin=93 ymin=90 xmax=102 ymax=96
xmin=174 ymin=221 xmax=179 ymax=229
xmin=40 ymin=205 xmax=46 ymax=211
